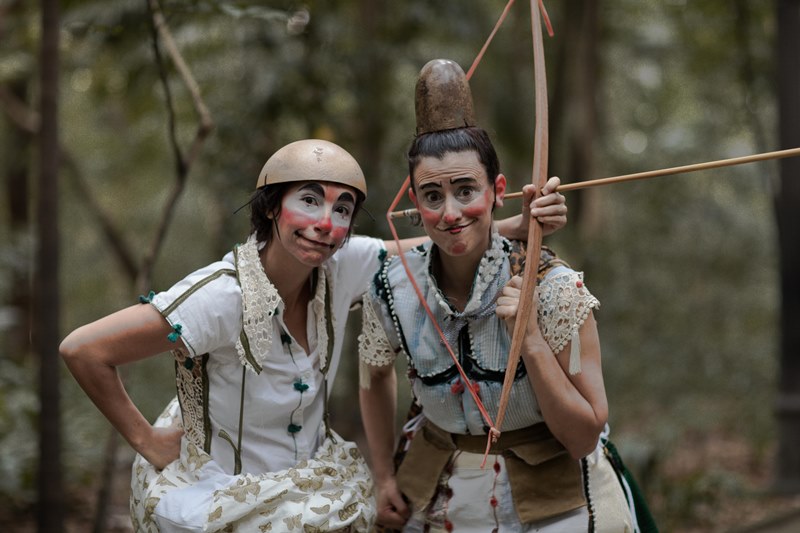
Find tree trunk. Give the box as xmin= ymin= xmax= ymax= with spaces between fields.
xmin=774 ymin=0 xmax=800 ymax=493
xmin=35 ymin=0 xmax=63 ymax=530
xmin=2 ymin=78 xmax=32 ymax=363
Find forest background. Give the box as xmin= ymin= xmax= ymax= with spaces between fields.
xmin=2 ymin=0 xmax=800 ymax=531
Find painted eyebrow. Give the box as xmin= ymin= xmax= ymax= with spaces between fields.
xmin=298 ymin=183 xmax=325 ymax=196
xmin=449 ymin=176 xmax=479 ymax=185
xmin=337 ymin=191 xmax=356 ymax=204
xmin=419 ymin=181 xmax=443 ymax=191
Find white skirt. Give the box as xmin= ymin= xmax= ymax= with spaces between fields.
xmin=129 ymin=397 xmax=375 ymax=532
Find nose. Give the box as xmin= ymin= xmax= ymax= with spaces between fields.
xmin=442 ymin=197 xmax=461 ymax=226
xmin=314 ymin=206 xmax=333 ymax=233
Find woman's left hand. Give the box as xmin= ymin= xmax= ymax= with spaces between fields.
xmin=525 ymin=176 xmax=567 ymax=236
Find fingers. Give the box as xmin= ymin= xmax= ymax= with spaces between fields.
xmin=507 ymin=275 xmax=523 ymax=290
xmin=378 ymin=509 xmax=410 ymax=530
xmin=378 ymin=491 xmax=410 ymax=529
xmin=495 ymin=276 xmax=523 ymax=320
xmin=531 ymin=178 xmax=567 ymax=235
xmin=521 ymin=183 xmax=537 ymax=208
xmin=540 ymin=176 xmax=561 ymax=195
xmin=531 ymin=178 xmax=566 ymax=216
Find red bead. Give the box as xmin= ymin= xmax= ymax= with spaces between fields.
xmin=471 ymin=382 xmax=480 ymax=394
xmin=444 ymin=519 xmax=454 ymax=532
xmin=576 ymin=280 xmax=583 ymax=288
xmin=450 ymin=380 xmax=465 ymax=394
xmin=493 ymin=461 xmax=501 ymax=473
xmin=490 ymin=496 xmax=498 ymax=507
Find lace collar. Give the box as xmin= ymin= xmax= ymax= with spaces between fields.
xmin=234 ymin=234 xmax=330 ymax=374
xmin=425 ymin=230 xmax=508 ymax=316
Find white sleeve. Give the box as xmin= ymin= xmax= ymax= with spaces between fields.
xmin=150 ymin=261 xmax=241 ymax=358
xmin=327 ymin=235 xmax=387 ymax=306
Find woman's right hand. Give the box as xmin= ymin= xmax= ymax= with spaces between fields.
xmin=375 ymin=476 xmax=411 ymax=530
xmin=139 ymin=426 xmax=184 ymax=470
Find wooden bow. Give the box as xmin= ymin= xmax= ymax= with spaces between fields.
xmin=493 ymin=0 xmax=551 ymax=440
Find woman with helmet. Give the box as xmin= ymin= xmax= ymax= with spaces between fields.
xmin=60 ymin=138 xmax=567 ymax=532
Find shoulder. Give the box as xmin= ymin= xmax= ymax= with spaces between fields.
xmin=151 ymin=259 xmax=240 ymax=315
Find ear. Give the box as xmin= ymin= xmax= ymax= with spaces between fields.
xmin=493 ymin=174 xmax=507 ymax=208
xmin=408 ymin=187 xmax=419 ymax=208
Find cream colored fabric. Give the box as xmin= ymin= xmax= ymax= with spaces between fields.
xmin=130 ymin=398 xmax=374 ymax=532
xmin=233 ymin=234 xmax=282 ymax=373
xmin=357 ymin=295 xmax=397 ymax=389
xmin=537 ymin=270 xmax=599 ymax=357
xmin=584 ymin=442 xmax=634 ymax=533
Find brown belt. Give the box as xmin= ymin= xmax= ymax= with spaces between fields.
xmin=396 ymin=422 xmax=586 ymax=523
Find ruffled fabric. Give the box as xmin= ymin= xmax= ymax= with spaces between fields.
xmin=537 ymin=270 xmax=599 ymax=375
xmin=130 ymin=398 xmax=374 ymax=533
xmin=357 ymin=296 xmax=396 ymax=389
xmin=233 ymin=235 xmax=330 ymax=374
xmin=233 ymin=235 xmax=280 ymax=374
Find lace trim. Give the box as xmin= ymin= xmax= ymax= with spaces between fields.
xmin=234 ymin=234 xmax=331 ymax=374
xmin=538 ymin=270 xmax=599 ymax=357
xmin=234 ymin=234 xmax=281 ymax=374
xmin=426 ymin=231 xmax=507 ymax=316
xmin=173 ymin=348 xmax=208 ymax=451
xmin=357 ymin=295 xmax=396 ymax=389
xmin=313 ymin=270 xmax=330 ymax=374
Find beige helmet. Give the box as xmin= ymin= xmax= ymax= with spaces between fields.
xmin=256 ymin=139 xmax=367 ymax=196
xmin=415 ymin=59 xmax=477 ymax=135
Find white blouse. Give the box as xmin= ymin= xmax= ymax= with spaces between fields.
xmin=150 ymin=234 xmax=385 ymax=475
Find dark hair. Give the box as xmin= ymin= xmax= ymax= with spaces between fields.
xmin=407 ymin=127 xmax=500 ymax=189
xmin=249 ymin=183 xmax=366 ymax=246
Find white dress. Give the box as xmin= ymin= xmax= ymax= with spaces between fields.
xmin=129 ymin=234 xmax=385 ymax=533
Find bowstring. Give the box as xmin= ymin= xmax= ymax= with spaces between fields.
xmin=385 ymin=0 xmax=537 ymax=466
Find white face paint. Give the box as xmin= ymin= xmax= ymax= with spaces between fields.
xmin=410 ymin=151 xmax=505 ymax=258
xmin=273 ymin=181 xmax=357 ymax=266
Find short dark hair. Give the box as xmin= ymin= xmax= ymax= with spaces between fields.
xmin=407 ymin=127 xmax=500 ymax=189
xmin=249 ymin=183 xmax=365 ymax=246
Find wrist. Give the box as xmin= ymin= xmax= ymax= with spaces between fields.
xmin=127 ymin=421 xmax=155 ymax=453
xmin=522 ymin=339 xmax=552 ymax=362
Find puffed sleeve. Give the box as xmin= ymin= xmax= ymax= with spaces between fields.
xmin=357 ymin=257 xmax=404 ymax=389
xmin=536 ymin=266 xmax=600 ymax=375
xmin=149 ymin=261 xmax=241 ymax=358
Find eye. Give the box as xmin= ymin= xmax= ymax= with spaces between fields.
xmin=423 ymin=191 xmax=443 ymax=204
xmin=300 ymin=194 xmax=319 ymax=207
xmin=456 ymin=186 xmax=477 ymax=201
xmin=334 ymin=204 xmax=352 ymax=217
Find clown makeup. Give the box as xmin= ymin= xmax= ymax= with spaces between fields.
xmin=273 ymin=181 xmax=357 ymax=266
xmin=410 ymin=151 xmax=505 ymax=258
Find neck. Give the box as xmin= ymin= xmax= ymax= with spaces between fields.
xmin=261 ymin=241 xmax=314 ymax=309
xmin=434 ymin=243 xmax=487 ymax=312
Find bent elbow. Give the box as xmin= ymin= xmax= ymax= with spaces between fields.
xmin=59 ymin=334 xmax=80 ymax=363
xmin=568 ymin=421 xmax=607 ymax=460
xmin=59 ymin=328 xmax=95 ymax=366
xmin=568 ymin=440 xmax=598 ymax=461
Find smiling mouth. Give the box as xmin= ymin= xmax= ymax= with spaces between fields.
xmin=298 ymin=233 xmax=335 ymax=249
xmin=441 ymin=222 xmax=473 ymax=234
